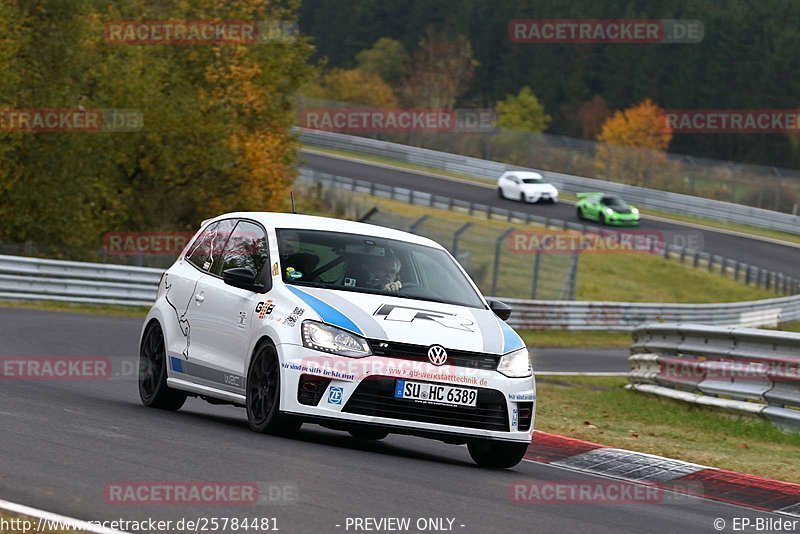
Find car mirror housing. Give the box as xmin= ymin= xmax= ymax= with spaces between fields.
xmin=222 ymin=267 xmax=265 ymax=292
xmin=487 ymin=299 xmax=512 ymax=321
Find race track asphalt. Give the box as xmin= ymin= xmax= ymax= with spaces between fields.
xmin=0 ymin=308 xmax=782 ymax=533
xmin=301 ymin=152 xmax=800 ymax=277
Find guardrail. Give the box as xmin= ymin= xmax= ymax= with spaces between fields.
xmin=298 ymin=128 xmax=800 ymax=236
xmin=0 ymin=255 xmax=160 ymax=306
xmin=1 ymin=254 xmax=799 ymax=329
xmin=628 ymin=324 xmax=800 ymax=432
xmin=298 ymin=167 xmax=799 ymax=295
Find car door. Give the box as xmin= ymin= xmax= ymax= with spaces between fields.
xmin=188 ymin=219 xmax=271 ymax=391
xmin=506 ymin=175 xmax=519 ymax=197
xmin=162 ymin=221 xmax=220 ymax=363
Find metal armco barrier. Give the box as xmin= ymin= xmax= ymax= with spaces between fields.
xmin=628 ymin=323 xmax=800 ymax=432
xmin=1 ymin=255 xmax=800 ymax=329
xmin=298 ymin=128 xmax=800 ymax=236
xmin=0 ymin=255 xmax=160 ymax=306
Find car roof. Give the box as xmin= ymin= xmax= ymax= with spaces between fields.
xmin=203 ymin=211 xmax=445 ymax=249
xmin=506 ymin=171 xmax=543 ymax=179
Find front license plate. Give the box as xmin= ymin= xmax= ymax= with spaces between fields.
xmin=394 ymin=380 xmax=477 ymax=407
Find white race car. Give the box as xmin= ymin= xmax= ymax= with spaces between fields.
xmin=139 ymin=212 xmax=535 ymax=468
xmin=497 ymin=171 xmax=559 ymax=203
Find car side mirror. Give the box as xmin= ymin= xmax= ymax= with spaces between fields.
xmin=487 ymin=299 xmax=512 ymax=321
xmin=222 ymin=267 xmax=264 ymax=292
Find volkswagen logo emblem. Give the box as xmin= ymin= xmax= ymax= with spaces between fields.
xmin=427 ymin=345 xmax=448 ymax=366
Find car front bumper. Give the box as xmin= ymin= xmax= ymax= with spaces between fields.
xmin=276 ymin=343 xmax=536 ymax=443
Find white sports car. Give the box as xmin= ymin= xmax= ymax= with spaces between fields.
xmin=497 ymin=171 xmax=559 ymax=203
xmin=139 ymin=212 xmax=535 ymax=468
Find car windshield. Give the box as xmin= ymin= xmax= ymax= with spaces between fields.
xmin=276 ymin=228 xmax=486 ymax=309
xmin=521 ymin=177 xmax=544 ymax=184
xmin=601 ymin=196 xmax=628 ymax=209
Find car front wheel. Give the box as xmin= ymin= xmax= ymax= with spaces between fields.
xmin=468 ymin=440 xmax=529 ymax=469
xmin=246 ymin=341 xmax=302 ymax=435
xmin=348 ymin=427 xmax=390 ymax=441
xmin=576 ymin=207 xmax=584 ymax=220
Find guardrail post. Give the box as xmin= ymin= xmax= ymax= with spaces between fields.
xmin=734 ymin=262 xmax=740 ymax=281
xmin=452 ymin=222 xmax=472 ymax=256
xmin=490 ymin=229 xmax=514 ymax=296
xmin=531 ymin=246 xmax=542 ymax=299
xmin=679 ymin=247 xmax=686 ymax=263
xmin=693 ymin=251 xmax=700 ymax=268
xmin=369 ymin=182 xmax=375 ymax=196
xmin=745 ymin=265 xmax=751 ymax=285
xmin=707 ymin=254 xmax=714 ymax=272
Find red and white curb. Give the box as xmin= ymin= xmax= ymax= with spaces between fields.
xmin=524 ymin=431 xmax=800 ymax=517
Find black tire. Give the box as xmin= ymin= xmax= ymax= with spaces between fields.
xmin=497 ymin=187 xmax=504 ymax=199
xmin=246 ymin=342 xmax=302 ymax=435
xmin=467 ymin=440 xmax=529 ymax=469
xmin=576 ymin=206 xmax=585 ymax=220
xmin=139 ymin=322 xmax=187 ymax=411
xmin=519 ymin=192 xmax=526 ymax=203
xmin=599 ymin=213 xmax=606 ymax=225
xmin=348 ymin=427 xmax=389 ymax=441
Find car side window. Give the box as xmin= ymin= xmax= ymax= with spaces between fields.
xmin=217 ymin=220 xmax=270 ymax=277
xmin=185 ymin=222 xmax=218 ymax=271
xmin=508 ymin=175 xmax=518 ymax=184
xmin=206 ymin=219 xmax=237 ymax=274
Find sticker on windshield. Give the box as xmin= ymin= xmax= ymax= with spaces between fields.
xmin=286 ymin=267 xmax=303 ymax=279
xmin=344 ymin=277 xmax=356 ymax=287
xmin=272 ymin=262 xmax=279 ymax=276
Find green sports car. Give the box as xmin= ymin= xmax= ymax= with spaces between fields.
xmin=575 ymin=192 xmax=640 ymax=226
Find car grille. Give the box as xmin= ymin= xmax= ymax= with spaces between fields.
xmin=342 ymin=377 xmax=509 ymax=431
xmin=367 ymin=339 xmax=499 ymax=370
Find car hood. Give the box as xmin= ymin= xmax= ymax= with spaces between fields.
xmin=520 ymin=183 xmax=557 ymax=193
xmin=284 ymin=285 xmax=524 ymax=355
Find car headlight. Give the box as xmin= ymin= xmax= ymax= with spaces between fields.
xmin=631 ymin=207 xmax=639 ymax=214
xmin=301 ymin=320 xmax=372 ymax=358
xmin=605 ymin=208 xmax=613 ymax=215
xmin=497 ymin=347 xmax=532 ymax=378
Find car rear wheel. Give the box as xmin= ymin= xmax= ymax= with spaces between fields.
xmin=139 ymin=322 xmax=187 ymax=411
xmin=468 ymin=440 xmax=529 ymax=469
xmin=246 ymin=342 xmax=302 ymax=435
xmin=576 ymin=207 xmax=585 ymax=220
xmin=348 ymin=428 xmax=389 ymax=441
xmin=598 ymin=213 xmax=606 ymax=225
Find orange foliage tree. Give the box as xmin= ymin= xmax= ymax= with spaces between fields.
xmin=595 ymin=99 xmax=672 ymax=186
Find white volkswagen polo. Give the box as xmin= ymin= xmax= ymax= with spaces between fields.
xmin=139 ymin=212 xmax=536 ymax=468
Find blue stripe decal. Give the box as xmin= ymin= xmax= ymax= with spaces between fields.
xmin=498 ymin=318 xmax=525 ymax=353
xmin=285 ymin=285 xmax=364 ymax=335
xmin=170 ymin=356 xmax=184 ymax=373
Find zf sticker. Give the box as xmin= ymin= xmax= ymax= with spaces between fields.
xmin=256 ymin=300 xmax=275 ymax=319
xmin=291 ymin=307 xmax=305 ymax=317
xmin=284 ymin=315 xmax=297 ymax=327
xmin=328 ymin=386 xmax=343 ymax=405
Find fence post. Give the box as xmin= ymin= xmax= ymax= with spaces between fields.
xmin=490 ymin=229 xmax=514 ymax=296
xmin=707 ymin=254 xmax=714 ymax=272
xmin=409 ymin=215 xmax=429 ymax=234
xmin=452 ymin=222 xmax=472 ymax=256
xmin=693 ymin=251 xmax=700 ymax=268
xmin=567 ymin=246 xmax=581 ymax=300
xmin=734 ymin=262 xmax=740 ymax=281
xmin=745 ymin=265 xmax=751 ymax=285
xmin=531 ymin=246 xmax=542 ymax=299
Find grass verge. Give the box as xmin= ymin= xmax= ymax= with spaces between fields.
xmin=519 ymin=330 xmax=631 ymax=348
xmin=535 ymin=376 xmax=800 ymax=482
xmin=0 ymin=299 xmax=148 ymax=319
xmin=304 ymin=145 xmax=800 ymax=246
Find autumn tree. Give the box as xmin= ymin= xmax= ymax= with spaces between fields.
xmin=399 ymin=27 xmax=477 ymax=109
xmin=302 ymin=68 xmax=397 ymax=107
xmin=0 ymin=0 xmax=315 ymax=257
xmin=595 ymin=99 xmax=672 ymax=185
xmin=577 ymin=95 xmax=610 ymax=139
xmin=496 ymin=87 xmax=551 ymax=133
xmin=356 ymin=37 xmax=409 ymax=85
